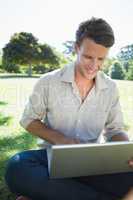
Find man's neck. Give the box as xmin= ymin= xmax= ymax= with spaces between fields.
xmin=74 ymin=66 xmax=95 ymax=88
xmin=74 ymin=67 xmax=95 ymax=102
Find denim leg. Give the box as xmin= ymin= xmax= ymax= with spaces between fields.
xmin=78 ymin=172 xmax=133 ymax=199
xmin=5 ymin=149 xmax=49 ymax=199
xmin=5 ymin=149 xmax=116 ymax=200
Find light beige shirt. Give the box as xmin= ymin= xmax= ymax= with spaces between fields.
xmin=20 ymin=63 xmax=126 ymax=145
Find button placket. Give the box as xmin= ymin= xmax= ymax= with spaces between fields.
xmin=72 ymin=81 xmax=82 ymax=105
xmin=74 ymin=106 xmax=84 ymax=138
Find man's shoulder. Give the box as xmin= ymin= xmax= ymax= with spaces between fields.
xmin=40 ymin=68 xmax=63 ymax=80
xmin=35 ymin=67 xmax=64 ymax=87
xmin=39 ymin=64 xmax=70 ymax=82
xmin=99 ymin=71 xmax=117 ymax=88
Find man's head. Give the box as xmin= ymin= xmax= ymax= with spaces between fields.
xmin=75 ymin=17 xmax=115 ymax=48
xmin=75 ymin=17 xmax=115 ymax=81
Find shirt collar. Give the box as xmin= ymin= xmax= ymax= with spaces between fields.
xmin=60 ymin=62 xmax=75 ymax=83
xmin=95 ymin=71 xmax=108 ymax=91
xmin=61 ymin=62 xmax=108 ymax=91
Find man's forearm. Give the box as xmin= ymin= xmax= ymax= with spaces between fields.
xmin=110 ymin=133 xmax=129 ymax=142
xmin=26 ymin=119 xmax=80 ymax=145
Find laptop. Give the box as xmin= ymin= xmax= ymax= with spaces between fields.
xmin=47 ymin=141 xmax=133 ymax=179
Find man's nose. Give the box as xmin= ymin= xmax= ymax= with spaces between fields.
xmin=89 ymin=58 xmax=98 ymax=69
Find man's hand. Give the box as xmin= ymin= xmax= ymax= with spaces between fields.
xmin=54 ymin=134 xmax=81 ymax=145
xmin=122 ymin=189 xmax=133 ymax=200
xmin=128 ymin=158 xmax=133 ymax=168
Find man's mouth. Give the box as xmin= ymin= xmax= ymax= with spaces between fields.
xmin=86 ymin=68 xmax=96 ymax=74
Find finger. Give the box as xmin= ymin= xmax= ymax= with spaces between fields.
xmin=128 ymin=160 xmax=133 ymax=167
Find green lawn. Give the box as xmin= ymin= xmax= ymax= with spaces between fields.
xmin=0 ymin=77 xmax=133 ymax=200
xmin=0 ymin=78 xmax=38 ymax=200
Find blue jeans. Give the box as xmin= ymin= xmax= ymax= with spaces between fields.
xmin=5 ymin=149 xmax=133 ymax=200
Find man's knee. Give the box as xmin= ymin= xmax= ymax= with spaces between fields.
xmin=5 ymin=152 xmax=25 ymax=193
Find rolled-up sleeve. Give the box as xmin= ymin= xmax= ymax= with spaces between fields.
xmin=20 ymin=77 xmax=48 ymax=129
xmin=104 ymin=83 xmax=127 ymax=141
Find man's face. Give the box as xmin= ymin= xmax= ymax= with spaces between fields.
xmin=75 ymin=38 xmax=109 ymax=80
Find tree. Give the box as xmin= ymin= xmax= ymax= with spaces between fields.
xmin=63 ymin=41 xmax=75 ymax=55
xmin=2 ymin=32 xmax=60 ymax=76
xmin=63 ymin=40 xmax=76 ymax=61
xmin=37 ymin=44 xmax=60 ymax=66
xmin=118 ymin=44 xmax=133 ymax=61
xmin=126 ymin=61 xmax=133 ymax=80
xmin=102 ymin=58 xmax=116 ymax=75
xmin=109 ymin=61 xmax=125 ymax=80
xmin=2 ymin=32 xmax=39 ymax=76
xmin=117 ymin=44 xmax=133 ymax=73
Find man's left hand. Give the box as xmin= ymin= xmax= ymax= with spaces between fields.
xmin=128 ymin=158 xmax=133 ymax=168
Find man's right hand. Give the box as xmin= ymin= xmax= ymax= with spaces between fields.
xmin=55 ymin=135 xmax=81 ymax=145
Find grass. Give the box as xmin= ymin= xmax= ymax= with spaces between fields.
xmin=0 ymin=77 xmax=38 ymax=200
xmin=115 ymin=80 xmax=133 ymax=138
xmin=0 ymin=77 xmax=133 ymax=200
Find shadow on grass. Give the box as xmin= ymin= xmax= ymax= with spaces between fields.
xmin=0 ymin=101 xmax=8 ymax=106
xmin=0 ymin=115 xmax=13 ymax=126
xmin=0 ymin=130 xmax=38 ymax=200
xmin=0 ymin=74 xmax=40 ymax=79
xmin=0 ymin=101 xmax=13 ymax=127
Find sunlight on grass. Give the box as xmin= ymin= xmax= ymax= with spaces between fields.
xmin=115 ymin=80 xmax=133 ymax=139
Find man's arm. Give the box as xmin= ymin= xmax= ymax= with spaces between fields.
xmin=110 ymin=133 xmax=129 ymax=142
xmin=104 ymin=83 xmax=129 ymax=142
xmin=26 ymin=119 xmax=80 ymax=145
xmin=20 ymin=77 xmax=80 ymax=145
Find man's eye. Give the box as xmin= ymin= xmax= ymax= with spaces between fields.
xmin=84 ymin=55 xmax=92 ymax=59
xmin=99 ymin=58 xmax=104 ymax=61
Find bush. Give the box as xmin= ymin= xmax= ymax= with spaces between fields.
xmin=126 ymin=65 xmax=133 ymax=80
xmin=32 ymin=65 xmax=46 ymax=74
xmin=109 ymin=62 xmax=125 ymax=80
xmin=32 ymin=64 xmax=59 ymax=74
xmin=3 ymin=63 xmax=21 ymax=73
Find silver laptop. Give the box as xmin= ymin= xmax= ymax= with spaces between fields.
xmin=47 ymin=141 xmax=133 ymax=179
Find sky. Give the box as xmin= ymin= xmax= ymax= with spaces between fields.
xmin=0 ymin=0 xmax=133 ymax=57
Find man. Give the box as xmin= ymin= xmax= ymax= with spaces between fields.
xmin=5 ymin=17 xmax=133 ymax=200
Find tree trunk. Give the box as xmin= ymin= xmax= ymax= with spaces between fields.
xmin=28 ymin=64 xmax=32 ymax=77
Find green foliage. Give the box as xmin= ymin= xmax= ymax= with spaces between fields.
xmin=0 ymin=114 xmax=12 ymax=126
xmin=37 ymin=44 xmax=60 ymax=66
xmin=0 ymin=101 xmax=8 ymax=106
xmin=63 ymin=40 xmax=76 ymax=62
xmin=118 ymin=44 xmax=133 ymax=61
xmin=0 ymin=98 xmax=37 ymax=199
xmin=0 ymin=55 xmax=2 ymax=65
xmin=126 ymin=64 xmax=133 ymax=80
xmin=32 ymin=65 xmax=46 ymax=74
xmin=3 ymin=63 xmax=20 ymax=73
xmin=102 ymin=58 xmax=116 ymax=75
xmin=2 ymin=32 xmax=38 ymax=65
xmin=109 ymin=61 xmax=125 ymax=80
xmin=2 ymin=32 xmax=61 ymax=76
xmin=63 ymin=40 xmax=75 ymax=55
xmin=0 ymin=131 xmax=37 ymax=200
xmin=0 ymin=102 xmax=13 ymax=126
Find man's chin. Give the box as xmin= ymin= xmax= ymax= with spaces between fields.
xmin=85 ymin=73 xmax=96 ymax=80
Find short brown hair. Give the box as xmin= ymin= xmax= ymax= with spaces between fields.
xmin=76 ymin=17 xmax=115 ymax=48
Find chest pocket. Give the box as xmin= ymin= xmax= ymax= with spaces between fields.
xmin=86 ymin=94 xmax=111 ymax=136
